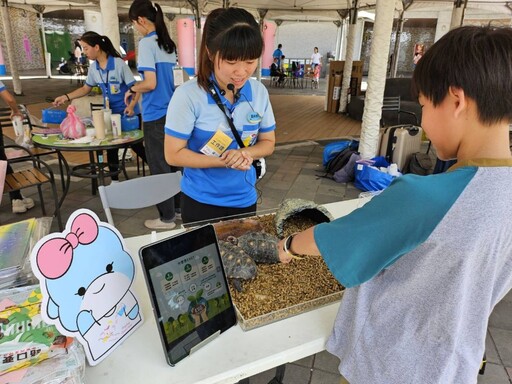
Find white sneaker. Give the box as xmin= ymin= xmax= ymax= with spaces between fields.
xmin=12 ymin=197 xmax=35 ymax=214
xmin=144 ymin=218 xmax=177 ymax=230
xmin=120 ymin=150 xmax=133 ymax=161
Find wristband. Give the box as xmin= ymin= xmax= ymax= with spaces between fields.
xmin=65 ymin=94 xmax=70 ymax=101
xmin=283 ymin=233 xmax=300 ymax=257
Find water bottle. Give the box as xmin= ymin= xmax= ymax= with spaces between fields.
xmin=11 ymin=115 xmax=23 ymax=137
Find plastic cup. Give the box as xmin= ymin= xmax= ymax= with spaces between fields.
xmin=12 ymin=115 xmax=23 ymax=137
xmin=103 ymin=108 xmax=112 ymax=135
xmin=92 ymin=110 xmax=105 ymax=140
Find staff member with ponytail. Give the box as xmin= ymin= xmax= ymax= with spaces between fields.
xmin=163 ymin=7 xmax=276 ymax=225
xmin=54 ymin=31 xmax=141 ymax=181
xmin=125 ymin=0 xmax=180 ymax=230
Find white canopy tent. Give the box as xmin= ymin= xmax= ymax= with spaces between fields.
xmin=1 ymin=0 xmax=511 ymax=157
xmin=5 ymin=0 xmax=512 ymax=24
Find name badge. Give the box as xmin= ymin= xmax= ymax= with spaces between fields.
xmin=173 ymin=67 xmax=190 ymax=88
xmin=200 ymin=128 xmax=233 ymax=157
xmin=109 ymin=84 xmax=121 ymax=95
xmin=247 ymin=112 xmax=262 ymax=124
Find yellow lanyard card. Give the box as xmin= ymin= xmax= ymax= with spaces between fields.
xmin=200 ymin=129 xmax=233 ymax=157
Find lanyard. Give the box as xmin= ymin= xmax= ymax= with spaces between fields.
xmin=207 ymin=82 xmax=245 ymax=149
xmin=98 ymin=68 xmax=110 ymax=98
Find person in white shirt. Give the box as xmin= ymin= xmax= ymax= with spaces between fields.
xmin=311 ymin=47 xmax=322 ymax=69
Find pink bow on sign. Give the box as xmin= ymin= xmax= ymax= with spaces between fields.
xmin=37 ymin=213 xmax=99 ymax=279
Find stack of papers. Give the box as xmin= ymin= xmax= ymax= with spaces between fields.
xmin=0 ymin=218 xmax=37 ymax=289
xmin=31 ymin=126 xmax=62 ymax=135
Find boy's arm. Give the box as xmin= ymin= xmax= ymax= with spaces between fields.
xmin=278 ymin=227 xmax=319 ymax=263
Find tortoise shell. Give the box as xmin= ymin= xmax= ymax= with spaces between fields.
xmin=218 ymin=240 xmax=258 ymax=286
xmin=237 ymin=232 xmax=280 ymax=264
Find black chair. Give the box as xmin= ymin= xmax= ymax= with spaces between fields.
xmin=380 ymin=96 xmax=419 ymax=127
xmin=90 ymin=103 xmax=147 ymax=176
xmin=0 ymin=104 xmax=67 ymax=192
xmin=2 ymin=143 xmax=63 ymax=230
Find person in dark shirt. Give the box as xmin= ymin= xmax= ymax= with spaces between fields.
xmin=270 ymin=57 xmax=285 ymax=85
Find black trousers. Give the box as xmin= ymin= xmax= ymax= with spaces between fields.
xmin=143 ymin=116 xmax=181 ymax=221
xmin=181 ymin=193 xmax=256 ymax=225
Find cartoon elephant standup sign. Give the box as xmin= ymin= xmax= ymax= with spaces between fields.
xmin=30 ymin=209 xmax=143 ymax=365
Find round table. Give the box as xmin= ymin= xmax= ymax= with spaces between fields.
xmin=32 ymin=130 xmax=144 ymax=197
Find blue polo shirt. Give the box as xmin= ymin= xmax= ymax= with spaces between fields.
xmin=86 ymin=56 xmax=139 ymax=115
xmin=164 ymin=77 xmax=276 ymax=208
xmin=137 ymin=31 xmax=176 ymax=121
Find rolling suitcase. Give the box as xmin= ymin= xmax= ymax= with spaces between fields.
xmin=379 ymin=125 xmax=423 ymax=171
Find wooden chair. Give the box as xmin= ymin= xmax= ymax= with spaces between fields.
xmin=90 ymin=103 xmax=147 ymax=176
xmin=381 ymin=96 xmax=419 ymax=127
xmin=269 ymin=76 xmax=280 ymax=88
xmin=2 ymin=143 xmax=63 ymax=230
xmin=98 ymin=172 xmax=181 ymax=226
xmin=0 ymin=105 xmax=67 ymax=192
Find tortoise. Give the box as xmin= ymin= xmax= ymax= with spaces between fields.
xmin=218 ymin=240 xmax=258 ymax=292
xmin=274 ymin=198 xmax=334 ymax=238
xmin=234 ymin=232 xmax=280 ymax=264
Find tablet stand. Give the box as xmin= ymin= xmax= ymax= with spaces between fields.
xmin=190 ymin=330 xmax=221 ymax=355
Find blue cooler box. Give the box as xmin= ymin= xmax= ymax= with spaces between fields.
xmin=42 ymin=109 xmax=67 ymax=124
xmin=121 ymin=115 xmax=140 ymax=131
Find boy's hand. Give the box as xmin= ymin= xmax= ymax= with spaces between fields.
xmin=277 ymin=238 xmax=293 ymax=263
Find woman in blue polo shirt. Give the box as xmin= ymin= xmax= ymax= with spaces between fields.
xmin=54 ymin=31 xmax=141 ymax=181
xmin=125 ymin=0 xmax=180 ymax=230
xmin=164 ymin=8 xmax=276 ymax=224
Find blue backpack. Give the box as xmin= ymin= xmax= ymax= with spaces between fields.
xmin=322 ymin=139 xmax=359 ymax=166
xmin=319 ymin=140 xmax=359 ymax=179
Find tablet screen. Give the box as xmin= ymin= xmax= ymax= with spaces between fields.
xmin=139 ymin=225 xmax=236 ymax=366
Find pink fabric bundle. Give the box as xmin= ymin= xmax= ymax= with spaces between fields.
xmin=60 ymin=105 xmax=85 ymax=139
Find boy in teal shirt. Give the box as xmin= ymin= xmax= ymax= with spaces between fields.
xmin=278 ymin=26 xmax=512 ymax=383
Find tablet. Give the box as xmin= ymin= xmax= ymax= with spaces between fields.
xmin=139 ymin=225 xmax=237 ymax=366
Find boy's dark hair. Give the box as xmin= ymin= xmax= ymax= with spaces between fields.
xmin=278 ymin=44 xmax=282 ymax=49
xmin=128 ymin=0 xmax=176 ymax=54
xmin=412 ymin=25 xmax=512 ymax=125
xmin=80 ymin=31 xmax=121 ymax=58
xmin=197 ymin=7 xmax=263 ymax=92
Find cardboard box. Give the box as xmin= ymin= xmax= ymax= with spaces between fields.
xmin=326 ymin=61 xmax=345 ymax=112
xmin=331 ymin=74 xmax=343 ymax=113
xmin=326 ymin=60 xmax=364 ymax=112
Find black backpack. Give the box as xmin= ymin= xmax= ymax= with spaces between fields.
xmin=403 ymin=152 xmax=433 ymax=175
